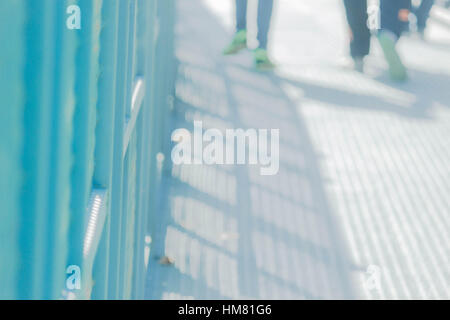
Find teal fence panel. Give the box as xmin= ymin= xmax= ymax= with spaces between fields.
xmin=0 ymin=0 xmax=25 ymax=300
xmin=0 ymin=0 xmax=176 ymax=300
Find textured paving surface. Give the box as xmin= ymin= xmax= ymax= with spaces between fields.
xmin=145 ymin=0 xmax=450 ymax=299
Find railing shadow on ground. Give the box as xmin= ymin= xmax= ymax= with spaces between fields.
xmin=145 ymin=0 xmax=450 ymax=300
xmin=145 ymin=0 xmax=360 ymax=300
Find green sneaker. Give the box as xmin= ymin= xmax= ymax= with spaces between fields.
xmin=254 ymin=48 xmax=275 ymax=71
xmin=378 ymin=32 xmax=407 ymax=82
xmin=223 ymin=30 xmax=247 ymax=55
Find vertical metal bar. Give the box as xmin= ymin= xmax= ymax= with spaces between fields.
xmin=118 ymin=0 xmax=137 ymax=298
xmin=146 ymin=0 xmax=163 ymax=240
xmin=131 ymin=0 xmax=149 ymax=299
xmin=132 ymin=0 xmax=158 ymax=299
xmin=19 ymin=0 xmax=57 ymax=300
xmin=69 ymin=0 xmax=103 ymax=299
xmin=121 ymin=133 xmax=137 ymax=299
xmin=91 ymin=0 xmax=120 ymax=300
xmin=146 ymin=0 xmax=176 ymax=242
xmin=45 ymin=0 xmax=78 ymax=299
xmin=126 ymin=0 xmax=138 ymax=117
xmin=0 ymin=0 xmax=25 ymax=300
xmin=160 ymin=0 xmax=177 ymax=166
xmin=108 ymin=0 xmax=130 ymax=300
xmin=132 ymin=114 xmax=147 ymax=299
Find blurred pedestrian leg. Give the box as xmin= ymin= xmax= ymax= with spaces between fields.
xmin=378 ymin=0 xmax=411 ymax=81
xmin=255 ymin=0 xmax=274 ymax=50
xmin=224 ymin=0 xmax=275 ymax=70
xmin=413 ymin=0 xmax=435 ymax=36
xmin=343 ymin=0 xmax=371 ymax=72
xmin=380 ymin=0 xmax=411 ymax=38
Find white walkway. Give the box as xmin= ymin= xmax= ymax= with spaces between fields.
xmin=146 ymin=0 xmax=450 ymax=299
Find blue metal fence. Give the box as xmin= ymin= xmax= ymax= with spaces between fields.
xmin=0 ymin=0 xmax=176 ymax=299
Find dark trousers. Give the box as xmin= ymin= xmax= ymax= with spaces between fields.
xmin=380 ymin=0 xmax=412 ymax=38
xmin=413 ymin=0 xmax=435 ymax=31
xmin=236 ymin=0 xmax=274 ymax=49
xmin=343 ymin=0 xmax=371 ymax=59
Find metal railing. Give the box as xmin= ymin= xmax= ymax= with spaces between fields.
xmin=0 ymin=0 xmax=176 ymax=300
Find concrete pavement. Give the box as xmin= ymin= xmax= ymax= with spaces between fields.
xmin=145 ymin=0 xmax=450 ymax=299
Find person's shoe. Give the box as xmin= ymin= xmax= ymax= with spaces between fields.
xmin=223 ymin=30 xmax=247 ymax=55
xmin=254 ymin=48 xmax=275 ymax=71
xmin=378 ymin=32 xmax=407 ymax=82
